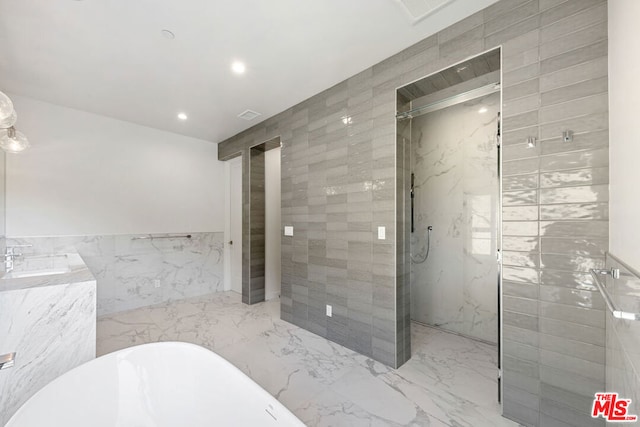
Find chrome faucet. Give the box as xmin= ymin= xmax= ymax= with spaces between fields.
xmin=4 ymin=245 xmax=32 ymax=273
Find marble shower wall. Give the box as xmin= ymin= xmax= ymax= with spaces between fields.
xmin=7 ymin=232 xmax=224 ymax=315
xmin=410 ymin=92 xmax=499 ymax=343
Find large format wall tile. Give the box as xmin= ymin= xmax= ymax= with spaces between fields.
xmin=217 ymin=1 xmax=609 ymax=425
xmin=499 ymin=1 xmax=609 ymax=425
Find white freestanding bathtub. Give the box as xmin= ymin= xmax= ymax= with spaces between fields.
xmin=6 ymin=342 xmax=305 ymax=427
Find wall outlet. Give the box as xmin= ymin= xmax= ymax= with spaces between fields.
xmin=378 ymin=226 xmax=386 ymax=240
xmin=153 ymin=279 xmax=161 ymax=288
xmin=326 ymin=304 xmax=332 ymax=317
xmin=284 ymin=226 xmax=294 ymax=236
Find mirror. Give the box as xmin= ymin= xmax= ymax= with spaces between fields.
xmin=0 ymin=149 xmax=5 ymax=261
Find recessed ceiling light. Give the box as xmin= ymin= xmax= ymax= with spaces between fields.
xmin=231 ymin=61 xmax=246 ymax=74
xmin=161 ymin=29 xmax=175 ymax=40
xmin=478 ymin=107 xmax=488 ymax=114
xmin=177 ymin=112 xmax=188 ymax=120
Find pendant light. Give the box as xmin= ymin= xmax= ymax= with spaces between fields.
xmin=0 ymin=91 xmax=15 ymax=123
xmin=0 ymin=91 xmax=17 ymax=129
xmin=0 ymin=127 xmax=30 ymax=153
xmin=0 ymin=90 xmax=30 ymax=153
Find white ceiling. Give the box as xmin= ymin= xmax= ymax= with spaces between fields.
xmin=0 ymin=0 xmax=498 ymax=143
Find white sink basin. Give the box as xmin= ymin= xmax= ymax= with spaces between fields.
xmin=4 ymin=268 xmax=71 ymax=279
xmin=0 ymin=253 xmax=93 ymax=293
xmin=2 ymin=254 xmax=80 ymax=281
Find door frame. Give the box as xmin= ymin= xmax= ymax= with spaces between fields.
xmin=224 ymin=155 xmax=242 ymax=293
xmin=396 ymin=45 xmax=504 ymax=405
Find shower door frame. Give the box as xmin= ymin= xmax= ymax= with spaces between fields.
xmin=395 ymin=45 xmax=504 ymax=408
xmin=497 ymin=57 xmax=503 ymax=403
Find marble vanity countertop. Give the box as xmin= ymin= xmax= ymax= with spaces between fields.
xmin=0 ymin=253 xmax=95 ymax=292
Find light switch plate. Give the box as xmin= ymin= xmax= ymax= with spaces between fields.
xmin=378 ymin=226 xmax=386 ymax=240
xmin=326 ymin=305 xmax=332 ymax=317
xmin=284 ymin=226 xmax=294 ymax=236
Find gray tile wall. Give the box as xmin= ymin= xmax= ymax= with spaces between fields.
xmin=499 ymin=1 xmax=608 ymax=426
xmin=245 ymin=147 xmax=266 ymax=304
xmin=218 ymin=1 xmax=609 ymax=424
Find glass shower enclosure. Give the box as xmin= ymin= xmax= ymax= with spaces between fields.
xmin=397 ymin=48 xmax=502 ymax=345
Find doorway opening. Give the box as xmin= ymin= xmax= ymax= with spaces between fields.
xmin=225 ymin=136 xmax=282 ymax=304
xmin=227 ymin=155 xmax=243 ymax=294
xmin=265 ymin=146 xmax=281 ymax=300
xmin=396 ymin=47 xmax=503 ymax=399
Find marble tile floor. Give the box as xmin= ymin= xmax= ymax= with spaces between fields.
xmin=97 ymin=292 xmax=519 ymax=427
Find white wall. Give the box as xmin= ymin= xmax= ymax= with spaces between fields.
xmin=224 ymin=156 xmax=243 ymax=293
xmin=609 ymin=0 xmax=640 ymax=269
xmin=6 ymin=94 xmax=224 ymax=236
xmin=265 ymin=147 xmax=281 ymax=300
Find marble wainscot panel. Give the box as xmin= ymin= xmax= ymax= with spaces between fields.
xmin=7 ymin=232 xmax=224 ymax=316
xmin=0 ymin=253 xmax=97 ymax=425
xmin=411 ymin=92 xmax=500 ymax=344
